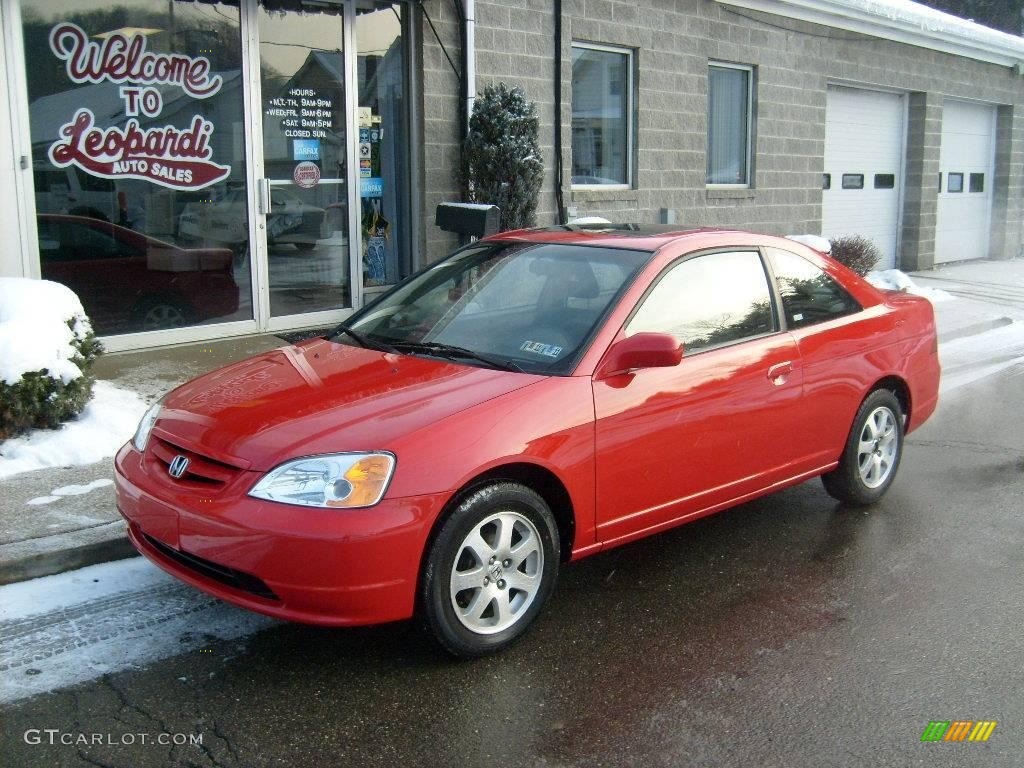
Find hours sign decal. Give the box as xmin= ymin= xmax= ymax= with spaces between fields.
xmin=45 ymin=22 xmax=230 ymax=190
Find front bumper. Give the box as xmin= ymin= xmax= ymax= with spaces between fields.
xmin=114 ymin=443 xmax=449 ymax=626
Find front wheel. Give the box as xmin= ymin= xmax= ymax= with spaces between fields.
xmin=822 ymin=389 xmax=904 ymax=506
xmin=420 ymin=483 xmax=560 ymax=658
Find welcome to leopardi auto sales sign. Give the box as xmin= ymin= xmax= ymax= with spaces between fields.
xmin=46 ymin=22 xmax=230 ymax=190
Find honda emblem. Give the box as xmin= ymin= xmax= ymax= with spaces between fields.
xmin=168 ymin=455 xmax=190 ymax=479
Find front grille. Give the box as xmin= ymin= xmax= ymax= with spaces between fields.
xmin=144 ymin=533 xmax=279 ymax=601
xmin=150 ymin=436 xmax=240 ymax=486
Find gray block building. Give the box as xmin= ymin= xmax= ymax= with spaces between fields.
xmin=1 ymin=0 xmax=1022 ymax=350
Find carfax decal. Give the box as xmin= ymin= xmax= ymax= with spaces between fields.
xmin=520 ymin=341 xmax=563 ymax=358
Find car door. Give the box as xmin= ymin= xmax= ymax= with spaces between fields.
xmin=592 ymin=249 xmax=805 ymax=546
xmin=764 ymin=246 xmax=875 ymax=468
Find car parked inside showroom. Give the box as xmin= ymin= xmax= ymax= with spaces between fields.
xmin=116 ymin=225 xmax=940 ymax=656
xmin=38 ymin=214 xmax=240 ymax=335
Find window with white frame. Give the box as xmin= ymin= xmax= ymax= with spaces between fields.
xmin=571 ymin=43 xmax=633 ymax=187
xmin=707 ymin=63 xmax=754 ymax=186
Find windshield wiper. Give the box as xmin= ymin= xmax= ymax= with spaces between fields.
xmin=389 ymin=341 xmax=525 ymax=373
xmin=333 ymin=324 xmax=399 ymax=354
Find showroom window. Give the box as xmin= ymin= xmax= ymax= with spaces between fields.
xmin=22 ymin=1 xmax=252 ymax=337
xmin=571 ymin=42 xmax=633 ymax=188
xmin=707 ymin=63 xmax=754 ymax=186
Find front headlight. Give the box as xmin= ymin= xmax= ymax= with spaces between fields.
xmin=132 ymin=398 xmax=164 ymax=452
xmin=248 ymin=452 xmax=395 ymax=509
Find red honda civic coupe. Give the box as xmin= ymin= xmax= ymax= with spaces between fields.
xmin=115 ymin=226 xmax=940 ymax=657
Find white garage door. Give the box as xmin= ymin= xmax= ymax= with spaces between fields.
xmin=935 ymin=100 xmax=996 ymax=264
xmin=822 ymin=86 xmax=905 ymax=270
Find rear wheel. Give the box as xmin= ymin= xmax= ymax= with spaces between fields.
xmin=420 ymin=482 xmax=559 ymax=658
xmin=822 ymin=389 xmax=904 ymax=506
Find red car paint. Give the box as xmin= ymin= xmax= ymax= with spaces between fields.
xmin=115 ymin=228 xmax=940 ymax=625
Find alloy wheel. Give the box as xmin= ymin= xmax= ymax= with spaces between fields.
xmin=857 ymin=405 xmax=898 ymax=488
xmin=449 ymin=510 xmax=544 ymax=635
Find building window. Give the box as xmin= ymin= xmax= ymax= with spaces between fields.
xmin=969 ymin=172 xmax=985 ymax=193
xmin=571 ymin=43 xmax=633 ymax=187
xmin=874 ymin=173 xmax=895 ymax=189
xmin=947 ymin=172 xmax=964 ymax=193
xmin=707 ymin=63 xmax=754 ymax=186
xmin=842 ymin=174 xmax=864 ymax=190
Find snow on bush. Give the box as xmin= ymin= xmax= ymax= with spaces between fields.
xmin=0 ymin=381 xmax=146 ymax=480
xmin=866 ymin=269 xmax=954 ymax=303
xmin=0 ymin=278 xmax=102 ymax=440
xmin=785 ymin=234 xmax=832 ymax=253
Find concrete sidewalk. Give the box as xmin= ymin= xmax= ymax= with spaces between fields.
xmin=1 ymin=259 xmax=1021 ymax=585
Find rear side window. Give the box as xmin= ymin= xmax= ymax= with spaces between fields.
xmin=767 ymin=248 xmax=861 ymax=329
xmin=626 ymin=250 xmax=776 ymax=354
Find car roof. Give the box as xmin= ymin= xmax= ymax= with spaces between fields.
xmin=491 ymin=224 xmax=755 ymax=252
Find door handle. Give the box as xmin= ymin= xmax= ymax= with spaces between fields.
xmin=767 ymin=361 xmax=793 ymax=385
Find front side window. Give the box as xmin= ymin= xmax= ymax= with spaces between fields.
xmin=571 ymin=43 xmax=632 ymax=186
xmin=342 ymin=243 xmax=648 ymax=374
xmin=767 ymin=248 xmax=861 ymax=329
xmin=626 ymin=251 xmax=776 ymax=354
xmin=707 ymin=64 xmax=753 ymax=186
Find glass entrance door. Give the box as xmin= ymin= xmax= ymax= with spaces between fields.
xmin=258 ymin=2 xmax=353 ymax=318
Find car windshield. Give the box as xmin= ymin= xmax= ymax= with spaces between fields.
xmin=336 ymin=241 xmax=649 ymax=374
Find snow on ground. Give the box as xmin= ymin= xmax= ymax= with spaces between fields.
xmin=0 ymin=381 xmax=146 ymax=480
xmin=0 ymin=558 xmax=277 ymax=704
xmin=939 ymin=320 xmax=1024 ymax=395
xmin=866 ymin=269 xmax=955 ymax=303
xmin=0 ymin=277 xmax=93 ymax=386
xmin=26 ymin=478 xmax=113 ymax=506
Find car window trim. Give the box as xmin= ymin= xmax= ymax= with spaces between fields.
xmin=616 ymin=245 xmax=785 ymax=359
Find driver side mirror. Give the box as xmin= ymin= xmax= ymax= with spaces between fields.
xmin=596 ymin=332 xmax=683 ymax=379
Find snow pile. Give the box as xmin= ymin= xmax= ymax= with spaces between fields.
xmin=786 ymin=234 xmax=832 ymax=253
xmin=0 ymin=278 xmax=93 ymax=385
xmin=866 ymin=269 xmax=955 ymax=303
xmin=0 ymin=381 xmax=146 ymax=480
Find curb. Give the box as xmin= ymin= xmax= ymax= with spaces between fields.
xmin=0 ymin=530 xmax=138 ymax=586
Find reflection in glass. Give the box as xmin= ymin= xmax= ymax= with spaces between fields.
xmin=357 ymin=3 xmax=409 ymax=289
xmin=767 ymin=248 xmax=860 ymax=330
xmin=23 ymin=1 xmax=252 ymax=335
xmin=260 ymin=4 xmax=350 ymax=317
xmin=627 ymin=251 xmax=775 ymax=353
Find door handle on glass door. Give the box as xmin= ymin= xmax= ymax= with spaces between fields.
xmin=767 ymin=361 xmax=793 ymax=385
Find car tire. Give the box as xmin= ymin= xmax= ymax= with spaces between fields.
xmin=420 ymin=482 xmax=560 ymax=658
xmin=294 ymin=241 xmax=317 ymax=252
xmin=822 ymin=389 xmax=904 ymax=506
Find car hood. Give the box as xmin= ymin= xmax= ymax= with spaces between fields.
xmin=154 ymin=338 xmax=543 ymax=471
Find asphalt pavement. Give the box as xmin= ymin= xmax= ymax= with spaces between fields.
xmin=2 ymin=332 xmax=1023 ymax=767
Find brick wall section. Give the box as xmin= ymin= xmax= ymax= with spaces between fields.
xmin=991 ymin=105 xmax=1024 ymax=261
xmin=418 ymin=0 xmax=1024 ymax=267
xmin=900 ymin=92 xmax=942 ymax=271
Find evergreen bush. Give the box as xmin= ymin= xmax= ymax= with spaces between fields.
xmin=461 ymin=83 xmax=545 ymax=232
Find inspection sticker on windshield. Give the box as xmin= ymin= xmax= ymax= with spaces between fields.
xmin=520 ymin=340 xmax=563 ymax=358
